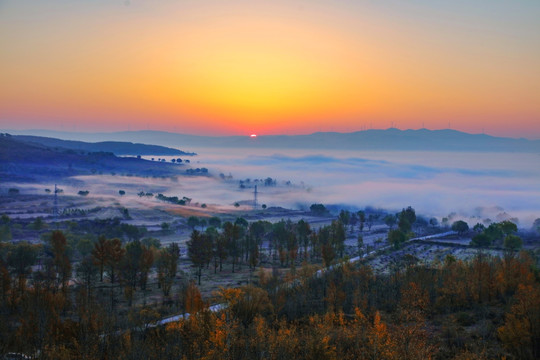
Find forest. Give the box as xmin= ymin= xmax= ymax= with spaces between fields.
xmin=0 ymin=207 xmax=539 ymax=360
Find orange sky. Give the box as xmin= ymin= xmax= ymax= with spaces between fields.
xmin=1 ymin=1 xmax=539 ymax=138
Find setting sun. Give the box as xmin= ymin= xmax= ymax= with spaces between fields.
xmin=1 ymin=1 xmax=539 ymax=137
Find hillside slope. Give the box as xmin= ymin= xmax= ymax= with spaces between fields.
xmin=13 ymin=135 xmax=195 ymax=156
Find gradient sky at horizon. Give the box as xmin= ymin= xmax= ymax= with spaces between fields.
xmin=1 ymin=0 xmax=539 ymax=138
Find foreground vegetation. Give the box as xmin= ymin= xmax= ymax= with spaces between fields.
xmin=1 ymin=226 xmax=539 ymax=359
xmin=1 ymin=201 xmax=539 ymax=359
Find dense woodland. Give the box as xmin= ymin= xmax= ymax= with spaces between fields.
xmin=0 ymin=207 xmax=539 ymax=359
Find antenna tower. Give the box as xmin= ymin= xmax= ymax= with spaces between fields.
xmin=253 ymin=185 xmax=258 ymax=209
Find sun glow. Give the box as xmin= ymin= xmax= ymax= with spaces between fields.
xmin=1 ymin=1 xmax=539 ymax=137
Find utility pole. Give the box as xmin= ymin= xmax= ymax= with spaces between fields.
xmin=253 ymin=185 xmax=258 ymax=209
xmin=53 ymin=184 xmax=59 ymax=220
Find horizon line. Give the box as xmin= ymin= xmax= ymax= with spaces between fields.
xmin=1 ymin=127 xmax=539 ymax=141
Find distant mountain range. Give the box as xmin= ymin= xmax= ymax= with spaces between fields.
xmin=12 ymin=135 xmax=195 ymax=156
xmin=3 ymin=128 xmax=540 ymax=152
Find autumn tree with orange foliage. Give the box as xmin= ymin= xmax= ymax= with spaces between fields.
xmin=498 ymin=283 xmax=540 ymax=359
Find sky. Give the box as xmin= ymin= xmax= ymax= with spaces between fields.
xmin=1 ymin=0 xmax=539 ymax=138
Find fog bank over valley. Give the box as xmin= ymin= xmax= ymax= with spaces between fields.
xmin=187 ymin=147 xmax=540 ymax=227
xmin=3 ymin=131 xmax=539 ymax=227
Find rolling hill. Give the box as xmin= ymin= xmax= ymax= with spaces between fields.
xmin=0 ymin=134 xmax=186 ymax=182
xmin=13 ymin=135 xmax=195 ymax=156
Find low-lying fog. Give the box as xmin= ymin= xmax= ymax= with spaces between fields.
xmin=184 ymin=147 xmax=540 ymax=227
xmin=13 ymin=147 xmax=539 ymax=228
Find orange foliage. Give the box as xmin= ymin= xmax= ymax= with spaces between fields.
xmin=400 ymin=281 xmax=429 ymax=321
xmin=185 ymin=281 xmax=206 ymax=314
xmin=498 ymin=284 xmax=540 ymax=359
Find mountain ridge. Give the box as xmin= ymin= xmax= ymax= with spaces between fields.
xmin=3 ymin=128 xmax=540 ymax=152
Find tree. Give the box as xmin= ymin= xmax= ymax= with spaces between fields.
xmin=473 ymin=223 xmax=486 ymax=233
xmin=321 ymin=243 xmax=335 ymax=268
xmin=358 ymin=211 xmax=366 ymax=232
xmin=398 ymin=207 xmax=416 ymax=232
xmin=532 ymin=218 xmax=540 ymax=234
xmin=31 ymin=217 xmax=45 ymax=230
xmin=76 ymin=238 xmax=94 ymax=258
xmin=106 ymin=238 xmax=125 ymax=284
xmin=504 ymin=234 xmax=522 ymax=250
xmin=484 ymin=223 xmax=504 ymax=243
xmin=92 ymin=235 xmax=109 ymax=282
xmin=388 ymin=229 xmax=406 ymax=249
xmin=121 ymin=240 xmax=143 ymax=306
xmin=338 ymin=210 xmax=350 ymax=226
xmin=498 ymin=284 xmax=540 ymax=359
xmin=161 ymin=222 xmax=170 ymax=232
xmin=451 ymin=220 xmax=469 ymax=236
xmin=76 ymin=255 xmax=98 ymax=296
xmin=7 ymin=242 xmax=38 ymax=294
xmin=49 ymin=230 xmax=72 ymax=294
xmin=499 ymin=220 xmax=518 ymax=236
xmin=187 ymin=230 xmax=213 ymax=285
xmin=310 ymin=204 xmax=328 ymax=216
xmin=349 ymin=212 xmax=358 ymax=230
xmin=235 ymin=217 xmax=249 ymax=228
xmin=384 ymin=214 xmax=396 ymax=230
xmin=250 ymin=220 xmax=266 ymax=242
xmin=0 ymin=224 xmax=11 ymax=242
xmin=249 ymin=237 xmax=259 ymax=272
xmin=215 ymin=233 xmax=228 ymax=272
xmin=139 ymin=244 xmax=154 ymax=291
xmin=199 ymin=218 xmax=207 ymax=229
xmin=470 ymin=233 xmax=491 ymax=247
xmin=357 ymin=235 xmax=364 ymax=254
xmin=0 ymin=214 xmax=11 ymax=242
xmin=366 ymin=214 xmax=376 ymax=231
xmin=331 ymin=220 xmax=346 ymax=258
xmin=157 ymin=243 xmax=180 ymax=297
xmin=208 ymin=216 xmax=221 ymax=228
xmin=217 ymin=285 xmax=273 ymax=327
xmin=296 ymin=219 xmax=311 ymax=259
xmin=224 ymin=222 xmax=242 ymax=272
xmin=183 ymin=281 xmax=206 ymax=314
xmin=118 ymin=190 xmax=125 ymax=196
xmin=187 ymin=216 xmax=200 ymax=230
xmin=121 ymin=223 xmax=145 ymax=242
